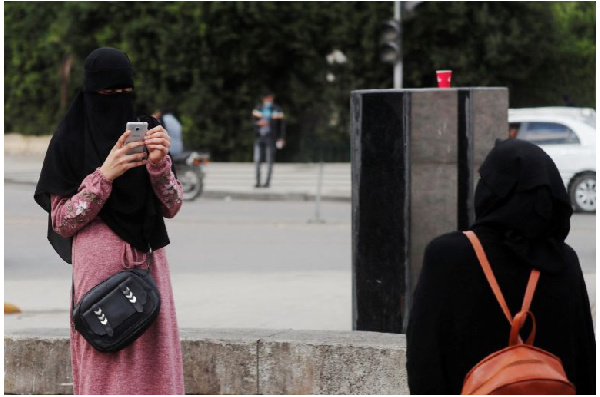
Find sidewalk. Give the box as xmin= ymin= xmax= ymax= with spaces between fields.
xmin=4 ymin=271 xmax=594 ymax=331
xmin=4 ymin=154 xmax=351 ymax=202
xmin=4 ymin=271 xmax=352 ymax=331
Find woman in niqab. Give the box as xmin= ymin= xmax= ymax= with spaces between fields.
xmin=34 ymin=47 xmax=185 ymax=395
xmin=406 ymin=139 xmax=595 ymax=394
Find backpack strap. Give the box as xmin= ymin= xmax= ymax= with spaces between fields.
xmin=511 ymin=269 xmax=540 ymax=346
xmin=463 ymin=231 xmax=513 ymax=323
xmin=521 ymin=268 xmax=540 ymax=314
xmin=463 ymin=231 xmax=541 ymax=325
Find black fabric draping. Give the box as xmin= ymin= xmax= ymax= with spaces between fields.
xmin=472 ymin=138 xmax=573 ymax=272
xmin=407 ymin=139 xmax=595 ymax=394
xmin=34 ymin=47 xmax=172 ymax=264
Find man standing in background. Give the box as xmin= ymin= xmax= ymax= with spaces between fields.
xmin=153 ymin=107 xmax=184 ymax=156
xmin=252 ymin=89 xmax=285 ymax=188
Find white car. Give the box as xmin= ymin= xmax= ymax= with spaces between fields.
xmin=508 ymin=107 xmax=596 ymax=213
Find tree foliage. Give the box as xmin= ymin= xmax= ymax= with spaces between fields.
xmin=4 ymin=2 xmax=595 ymax=161
xmin=403 ymin=2 xmax=596 ymax=108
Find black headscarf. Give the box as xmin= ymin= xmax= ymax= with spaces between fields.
xmin=35 ymin=47 xmax=172 ymax=264
xmin=472 ymin=138 xmax=573 ymax=272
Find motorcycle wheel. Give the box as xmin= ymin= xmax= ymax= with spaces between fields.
xmin=178 ymin=165 xmax=204 ymax=201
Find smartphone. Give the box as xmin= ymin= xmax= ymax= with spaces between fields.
xmin=125 ymin=122 xmax=148 ymax=155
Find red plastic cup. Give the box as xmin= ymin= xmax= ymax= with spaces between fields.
xmin=436 ymin=70 xmax=452 ymax=88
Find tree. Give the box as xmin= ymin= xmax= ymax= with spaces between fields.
xmin=547 ymin=1 xmax=596 ymax=107
xmin=4 ymin=2 xmax=64 ymax=133
xmin=402 ymin=2 xmax=595 ymax=108
xmin=4 ymin=2 xmax=595 ymax=162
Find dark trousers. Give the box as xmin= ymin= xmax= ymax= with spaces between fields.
xmin=254 ymin=136 xmax=275 ymax=186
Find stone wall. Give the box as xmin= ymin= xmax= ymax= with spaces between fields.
xmin=4 ymin=328 xmax=408 ymax=395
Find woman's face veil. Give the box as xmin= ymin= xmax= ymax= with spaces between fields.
xmin=83 ymin=48 xmax=136 ymax=164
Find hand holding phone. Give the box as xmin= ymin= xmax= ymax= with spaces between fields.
xmin=144 ymin=125 xmax=172 ymax=165
xmin=99 ymin=130 xmax=148 ymax=181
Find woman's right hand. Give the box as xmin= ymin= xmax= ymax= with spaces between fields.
xmin=99 ymin=131 xmax=148 ymax=181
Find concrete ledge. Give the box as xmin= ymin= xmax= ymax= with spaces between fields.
xmin=258 ymin=330 xmax=409 ymax=395
xmin=4 ymin=328 xmax=408 ymax=395
xmin=4 ymin=329 xmax=73 ymax=395
xmin=4 ymin=134 xmax=51 ymax=155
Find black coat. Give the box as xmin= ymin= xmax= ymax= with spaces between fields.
xmin=406 ymin=225 xmax=596 ymax=394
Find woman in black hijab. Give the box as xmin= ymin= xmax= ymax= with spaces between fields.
xmin=34 ymin=48 xmax=185 ymax=395
xmin=35 ymin=47 xmax=175 ymax=263
xmin=406 ymin=139 xmax=595 ymax=394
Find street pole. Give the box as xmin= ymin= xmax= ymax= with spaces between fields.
xmin=309 ymin=146 xmax=325 ymax=224
xmin=394 ymin=1 xmax=403 ymax=89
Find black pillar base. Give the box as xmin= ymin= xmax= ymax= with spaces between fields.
xmin=351 ymin=88 xmax=508 ymax=333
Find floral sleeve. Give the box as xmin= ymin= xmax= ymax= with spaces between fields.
xmin=147 ymin=155 xmax=183 ymax=218
xmin=51 ymin=169 xmax=113 ymax=238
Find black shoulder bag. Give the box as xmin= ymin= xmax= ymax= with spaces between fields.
xmin=72 ymin=249 xmax=161 ymax=353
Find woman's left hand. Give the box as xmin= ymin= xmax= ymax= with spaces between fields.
xmin=145 ymin=126 xmax=171 ymax=164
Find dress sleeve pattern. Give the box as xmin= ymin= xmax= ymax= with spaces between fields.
xmin=51 ymin=169 xmax=113 ymax=238
xmin=147 ymin=155 xmax=183 ymax=218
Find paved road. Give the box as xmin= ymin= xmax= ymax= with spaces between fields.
xmin=4 ymin=182 xmax=353 ymax=330
xmin=4 ymin=181 xmax=595 ymax=331
xmin=4 ymin=182 xmax=351 ymax=277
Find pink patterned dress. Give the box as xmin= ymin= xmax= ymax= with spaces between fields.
xmin=51 ymin=156 xmax=185 ymax=395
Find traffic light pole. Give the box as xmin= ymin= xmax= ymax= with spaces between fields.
xmin=394 ymin=1 xmax=402 ymax=89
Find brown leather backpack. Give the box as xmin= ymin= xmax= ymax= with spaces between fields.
xmin=461 ymin=231 xmax=575 ymax=395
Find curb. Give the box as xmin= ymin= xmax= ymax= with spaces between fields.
xmin=4 ymin=178 xmax=351 ymax=203
xmin=4 ymin=177 xmax=37 ymax=186
xmin=202 ymin=190 xmax=351 ymax=202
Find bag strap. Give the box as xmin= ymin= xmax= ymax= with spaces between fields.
xmin=463 ymin=231 xmax=513 ymax=323
xmin=511 ymin=267 xmax=540 ymax=346
xmin=521 ymin=268 xmax=540 ymax=314
xmin=71 ymin=277 xmax=75 ymax=314
xmin=463 ymin=231 xmax=540 ymax=323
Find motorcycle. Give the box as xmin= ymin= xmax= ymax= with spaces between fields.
xmin=172 ymin=151 xmax=210 ymax=201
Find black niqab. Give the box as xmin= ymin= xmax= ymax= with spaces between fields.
xmin=34 ymin=47 xmax=171 ymax=264
xmin=472 ymin=138 xmax=573 ymax=272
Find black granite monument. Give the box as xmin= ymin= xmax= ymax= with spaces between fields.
xmin=351 ymin=88 xmax=508 ymax=333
